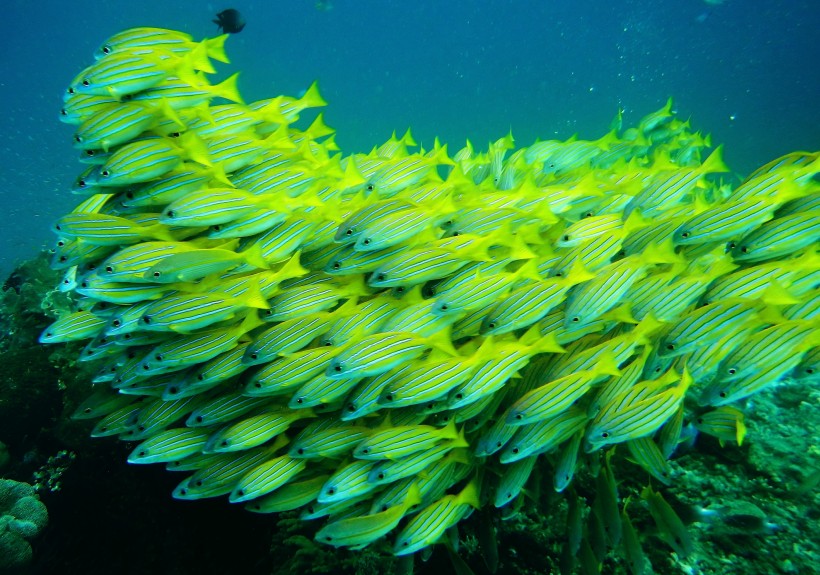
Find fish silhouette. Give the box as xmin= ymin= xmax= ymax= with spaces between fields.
xmin=214 ymin=9 xmax=246 ymax=34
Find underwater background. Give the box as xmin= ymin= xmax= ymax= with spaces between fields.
xmin=0 ymin=0 xmax=818 ymax=276
xmin=0 ymin=1 xmax=818 ymax=574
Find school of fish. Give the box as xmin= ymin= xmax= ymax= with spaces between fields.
xmin=44 ymin=27 xmax=818 ymax=566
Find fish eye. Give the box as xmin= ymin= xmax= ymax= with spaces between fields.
xmin=384 ymin=393 xmax=394 ymax=402
xmin=165 ymin=210 xmax=175 ymax=218
xmin=105 ymin=266 xmax=113 ymax=273
xmin=101 ymin=170 xmax=110 ymax=177
xmin=601 ymin=431 xmax=609 ymax=438
xmin=345 ymin=228 xmax=353 ymax=236
xmin=80 ymin=281 xmax=89 ymax=288
xmin=665 ymin=343 xmax=675 ymax=351
xmin=327 ymin=487 xmax=336 ymax=494
xmin=334 ymin=363 xmax=343 ymax=372
xmin=168 ymin=386 xmax=178 ymax=394
xmin=74 ymin=135 xmax=83 ymax=143
xmin=487 ymin=322 xmax=496 ymax=329
xmin=154 ymin=354 xmax=163 ymax=361
xmin=377 ymin=473 xmax=385 ymax=480
xmin=739 ymin=246 xmax=749 ymax=253
xmin=366 ymin=184 xmax=375 ymax=191
xmin=554 ymin=271 xmax=563 ymax=277
xmin=77 ymin=179 xmax=87 ymax=188
xmin=680 ymin=231 xmax=690 ymax=238
xmin=452 ymin=231 xmax=460 ymax=237
xmin=440 ymin=304 xmax=448 ymax=311
xmin=562 ymin=235 xmax=570 ymax=242
xmin=295 ymin=397 xmax=304 ymax=404
xmin=82 ymin=79 xmax=90 ymax=87
xmin=571 ymin=316 xmax=580 ymax=323
xmin=375 ymin=273 xmax=386 ymax=282
xmin=728 ymin=368 xmax=736 ymax=375
xmin=332 ymin=262 xmax=341 ymax=270
xmin=67 ymin=87 xmax=75 ymax=95
xmin=297 ymin=448 xmax=304 ymax=455
xmin=152 ymin=271 xmax=161 ymax=278
xmin=362 ymin=238 xmax=371 ymax=245
xmin=511 ymin=447 xmax=519 ymax=454
xmin=102 ymin=45 xmax=112 ymax=54
xmin=719 ymin=391 xmax=727 ymax=398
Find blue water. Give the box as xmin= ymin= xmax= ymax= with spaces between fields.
xmin=0 ymin=0 xmax=817 ymax=278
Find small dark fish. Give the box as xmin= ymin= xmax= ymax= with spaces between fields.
xmin=214 ymin=9 xmax=246 ymax=34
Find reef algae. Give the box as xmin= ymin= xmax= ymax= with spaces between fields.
xmin=38 ymin=25 xmax=820 ymax=573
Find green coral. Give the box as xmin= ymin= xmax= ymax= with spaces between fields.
xmin=0 ymin=478 xmax=48 ymax=571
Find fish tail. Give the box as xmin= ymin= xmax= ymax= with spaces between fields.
xmin=212 ymin=72 xmax=244 ymax=104
xmin=698 ymin=144 xmax=729 ymax=174
xmin=299 ymin=81 xmax=327 ymax=109
xmin=204 ymin=34 xmax=231 ymax=64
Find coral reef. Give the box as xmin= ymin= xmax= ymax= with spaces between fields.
xmin=0 ymin=478 xmax=48 ymax=571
